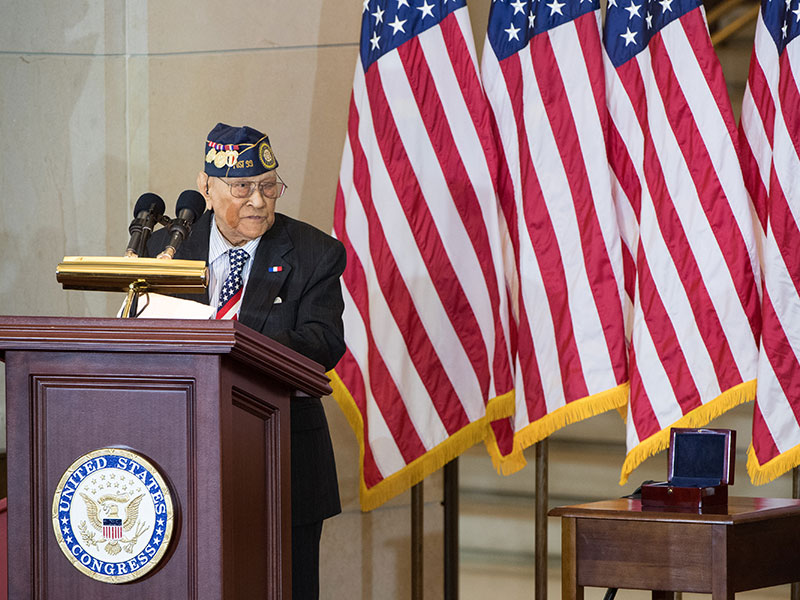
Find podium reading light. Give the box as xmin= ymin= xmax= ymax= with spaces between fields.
xmin=56 ymin=257 xmax=208 ymax=318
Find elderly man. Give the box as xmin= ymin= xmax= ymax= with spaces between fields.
xmin=146 ymin=122 xmax=345 ymax=599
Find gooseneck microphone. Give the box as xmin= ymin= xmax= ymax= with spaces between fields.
xmin=125 ymin=193 xmax=166 ymax=257
xmin=157 ymin=190 xmax=206 ymax=259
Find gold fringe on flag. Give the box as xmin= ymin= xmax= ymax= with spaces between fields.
xmin=619 ymin=378 xmax=756 ymax=485
xmin=483 ymin=382 xmax=630 ymax=476
xmin=329 ymin=369 xmax=515 ymax=512
xmin=482 ymin=432 xmax=527 ymax=476
xmin=747 ymin=441 xmax=800 ymax=486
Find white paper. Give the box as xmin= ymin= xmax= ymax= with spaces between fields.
xmin=118 ymin=293 xmax=214 ymax=319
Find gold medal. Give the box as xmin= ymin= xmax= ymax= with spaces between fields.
xmin=206 ymin=148 xmax=217 ymax=164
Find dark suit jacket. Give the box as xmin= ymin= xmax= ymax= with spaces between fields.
xmin=146 ymin=210 xmax=345 ymax=525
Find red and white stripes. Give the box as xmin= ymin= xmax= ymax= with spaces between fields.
xmin=739 ymin=4 xmax=800 ymax=483
xmin=332 ymin=5 xmax=514 ymax=509
xmin=605 ymin=6 xmax=761 ymax=481
xmin=481 ymin=6 xmax=629 ymax=466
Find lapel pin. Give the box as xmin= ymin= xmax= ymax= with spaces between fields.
xmin=268 ymin=266 xmax=283 ymax=273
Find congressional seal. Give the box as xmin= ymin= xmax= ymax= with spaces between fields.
xmin=51 ymin=447 xmax=175 ymax=584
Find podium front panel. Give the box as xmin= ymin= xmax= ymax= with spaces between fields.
xmin=5 ymin=346 xmax=290 ymax=599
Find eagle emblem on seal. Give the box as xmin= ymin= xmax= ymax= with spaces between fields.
xmin=79 ymin=492 xmax=149 ymax=555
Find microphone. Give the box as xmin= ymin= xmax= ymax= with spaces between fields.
xmin=157 ymin=190 xmax=206 ymax=259
xmin=125 ymin=193 xmax=166 ymax=257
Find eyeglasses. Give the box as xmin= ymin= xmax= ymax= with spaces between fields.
xmin=219 ymin=175 xmax=287 ymax=200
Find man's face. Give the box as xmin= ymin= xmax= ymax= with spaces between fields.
xmin=200 ymin=171 xmax=279 ymax=246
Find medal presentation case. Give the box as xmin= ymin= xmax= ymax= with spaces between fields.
xmin=641 ymin=428 xmax=735 ymax=511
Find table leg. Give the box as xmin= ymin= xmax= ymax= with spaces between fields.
xmin=561 ymin=517 xmax=583 ymax=600
xmin=711 ymin=525 xmax=734 ymax=600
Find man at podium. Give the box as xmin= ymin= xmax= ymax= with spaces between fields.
xmin=146 ymin=122 xmax=345 ymax=599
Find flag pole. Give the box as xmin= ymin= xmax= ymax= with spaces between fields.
xmin=412 ymin=481 xmax=424 ymax=600
xmin=444 ymin=458 xmax=459 ymax=599
xmin=793 ymin=467 xmax=799 ymax=600
xmin=535 ymin=439 xmax=549 ymax=600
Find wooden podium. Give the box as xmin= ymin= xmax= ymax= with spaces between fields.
xmin=0 ymin=315 xmax=332 ymax=599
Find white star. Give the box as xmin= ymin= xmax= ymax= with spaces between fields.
xmin=620 ymin=26 xmax=638 ymax=45
xmin=786 ymin=0 xmax=791 ymax=10
xmin=608 ymin=0 xmax=618 ymax=8
xmin=547 ymin=0 xmax=565 ymax=15
xmin=363 ymin=0 xmax=370 ymax=12
xmin=794 ymin=4 xmax=800 ymax=20
xmin=398 ymin=0 xmax=410 ymax=6
xmin=646 ymin=12 xmax=653 ymax=28
xmin=529 ymin=12 xmax=536 ymax=27
xmin=782 ymin=22 xmax=788 ymax=37
xmin=389 ymin=15 xmax=408 ymax=34
xmin=511 ymin=0 xmax=527 ymax=13
xmin=417 ymin=0 xmax=435 ymax=18
xmin=370 ymin=31 xmax=381 ymax=50
xmin=659 ymin=0 xmax=673 ymax=12
xmin=372 ymin=6 xmax=385 ymax=23
xmin=505 ymin=22 xmax=522 ymax=40
xmin=625 ymin=1 xmax=642 ymax=18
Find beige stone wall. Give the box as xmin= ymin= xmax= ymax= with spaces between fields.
xmin=0 ymin=0 xmax=497 ymax=595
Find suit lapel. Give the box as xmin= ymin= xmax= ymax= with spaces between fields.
xmin=239 ymin=215 xmax=293 ymax=332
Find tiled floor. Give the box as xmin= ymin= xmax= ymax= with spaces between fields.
xmin=461 ymin=561 xmax=791 ymax=600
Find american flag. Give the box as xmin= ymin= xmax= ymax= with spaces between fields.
xmin=603 ymin=0 xmax=762 ymax=482
xmin=739 ymin=0 xmax=800 ymax=484
xmin=480 ymin=0 xmax=630 ymax=464
xmin=331 ymin=0 xmax=515 ymax=510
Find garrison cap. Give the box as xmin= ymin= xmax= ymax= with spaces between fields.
xmin=204 ymin=123 xmax=278 ymax=177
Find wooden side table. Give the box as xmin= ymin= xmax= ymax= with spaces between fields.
xmin=549 ymin=497 xmax=800 ymax=600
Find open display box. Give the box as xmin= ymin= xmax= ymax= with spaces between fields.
xmin=641 ymin=428 xmax=736 ymax=511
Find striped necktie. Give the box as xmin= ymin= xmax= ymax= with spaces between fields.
xmin=215 ymin=248 xmax=250 ymax=320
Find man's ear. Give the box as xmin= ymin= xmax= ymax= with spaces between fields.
xmin=196 ymin=171 xmax=212 ymax=211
